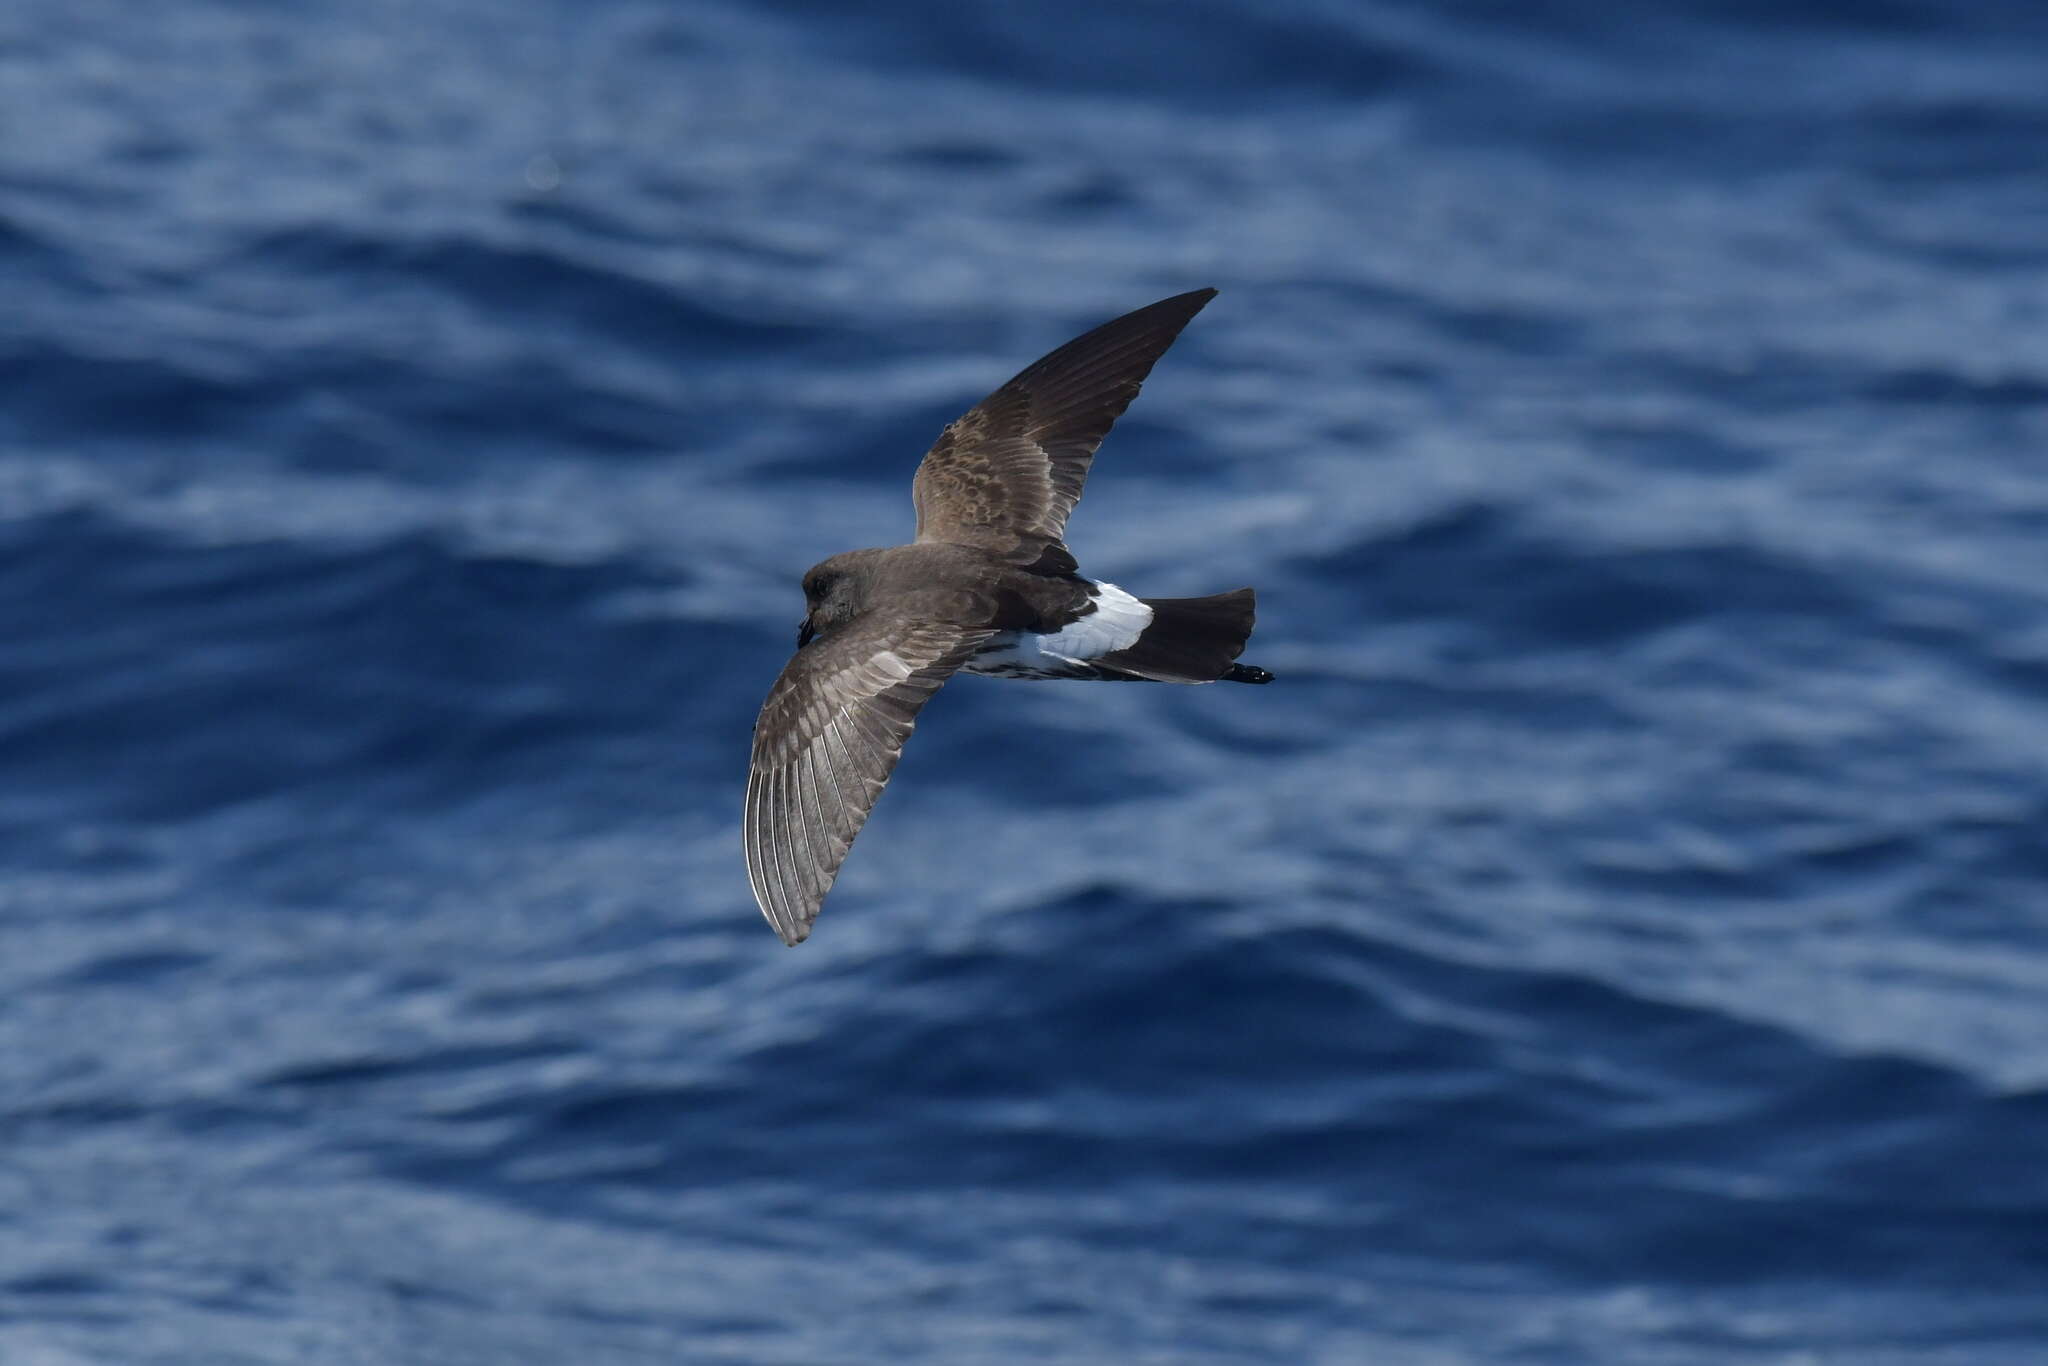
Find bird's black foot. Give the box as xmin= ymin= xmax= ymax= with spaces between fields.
xmin=1223 ymin=663 xmax=1273 ymax=684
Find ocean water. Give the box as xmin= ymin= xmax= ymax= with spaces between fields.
xmin=5 ymin=1 xmax=2048 ymax=1361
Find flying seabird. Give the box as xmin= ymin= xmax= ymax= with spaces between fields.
xmin=744 ymin=288 xmax=1270 ymax=945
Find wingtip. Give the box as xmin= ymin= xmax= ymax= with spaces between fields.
xmin=1137 ymin=287 xmax=1217 ymax=320
xmin=1163 ymin=288 xmax=1218 ymax=331
xmin=761 ymin=915 xmax=808 ymax=947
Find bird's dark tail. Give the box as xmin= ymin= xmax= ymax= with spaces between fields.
xmin=1094 ymin=588 xmax=1270 ymax=684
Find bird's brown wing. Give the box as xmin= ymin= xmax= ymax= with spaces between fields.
xmin=744 ymin=617 xmax=993 ymax=945
xmin=911 ymin=288 xmax=1215 ymax=569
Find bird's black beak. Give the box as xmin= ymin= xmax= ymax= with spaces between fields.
xmin=796 ymin=618 xmax=816 ymax=648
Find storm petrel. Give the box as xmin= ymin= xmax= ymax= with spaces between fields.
xmin=744 ymin=288 xmax=1270 ymax=945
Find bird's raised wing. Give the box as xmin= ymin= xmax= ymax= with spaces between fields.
xmin=745 ymin=617 xmax=992 ymax=945
xmin=911 ymin=288 xmax=1215 ymax=568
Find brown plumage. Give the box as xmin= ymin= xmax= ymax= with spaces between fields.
xmin=745 ymin=289 xmax=1271 ymax=945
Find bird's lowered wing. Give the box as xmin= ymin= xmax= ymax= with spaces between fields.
xmin=911 ymin=288 xmax=1215 ymax=568
xmin=744 ymin=617 xmax=993 ymax=945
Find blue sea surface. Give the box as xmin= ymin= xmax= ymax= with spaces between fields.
xmin=5 ymin=1 xmax=2048 ymax=1361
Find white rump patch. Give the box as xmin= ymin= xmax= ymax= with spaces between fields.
xmin=967 ymin=581 xmax=1153 ymax=677
xmin=1040 ymin=582 xmax=1152 ymax=660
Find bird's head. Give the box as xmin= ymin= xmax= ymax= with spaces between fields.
xmin=797 ymin=551 xmax=876 ymax=647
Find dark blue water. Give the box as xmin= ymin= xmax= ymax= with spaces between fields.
xmin=6 ymin=1 xmax=2048 ymax=1361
